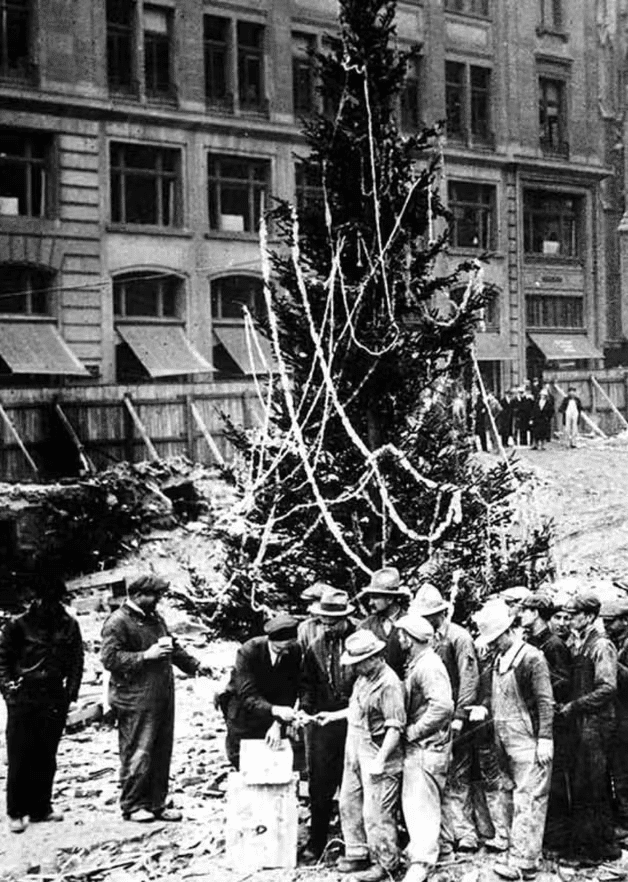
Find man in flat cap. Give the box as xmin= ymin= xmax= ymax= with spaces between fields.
xmin=411 ymin=583 xmax=479 ymax=857
xmin=520 ymin=593 xmax=572 ymax=854
xmin=301 ymin=587 xmax=356 ymax=862
xmin=396 ymin=612 xmax=454 ymax=882
xmin=601 ymin=597 xmax=628 ymax=836
xmin=101 ymin=575 xmax=212 ymax=822
xmin=224 ymin=613 xmax=302 ymax=770
xmin=357 ymin=567 xmax=411 ymax=679
xmin=560 ymin=591 xmax=620 ymax=862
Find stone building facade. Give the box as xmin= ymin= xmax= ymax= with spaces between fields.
xmin=0 ymin=0 xmax=619 ymax=394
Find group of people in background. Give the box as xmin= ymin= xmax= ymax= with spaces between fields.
xmin=220 ymin=571 xmax=628 ymax=882
xmin=475 ymin=380 xmax=583 ymax=453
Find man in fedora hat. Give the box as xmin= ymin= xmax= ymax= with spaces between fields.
xmin=357 ymin=567 xmax=411 ymax=679
xmin=300 ymin=587 xmax=356 ymax=862
xmin=223 ymin=613 xmax=302 ymax=770
xmin=602 ymin=596 xmax=628 ymax=835
xmin=559 ymin=591 xmax=620 ymax=863
xmin=320 ymin=630 xmax=406 ymax=881
xmin=396 ymin=612 xmax=454 ymax=882
xmin=411 ymin=582 xmax=479 ymax=856
xmin=520 ymin=593 xmax=572 ymax=855
xmin=475 ymin=598 xmax=553 ymax=880
xmin=101 ymin=575 xmax=213 ymax=823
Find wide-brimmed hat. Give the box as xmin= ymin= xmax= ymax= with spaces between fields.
xmin=411 ymin=583 xmax=449 ymax=617
xmin=601 ymin=597 xmax=628 ymax=619
xmin=340 ymin=630 xmax=386 ymax=666
xmin=357 ymin=567 xmax=411 ymax=599
xmin=474 ymin=599 xmax=514 ymax=648
xmin=396 ymin=613 xmax=434 ymax=643
xmin=309 ymin=587 xmax=354 ymax=618
xmin=300 ymin=582 xmax=327 ymax=603
xmin=499 ymin=585 xmax=531 ymax=607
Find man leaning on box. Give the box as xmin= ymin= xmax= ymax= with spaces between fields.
xmin=101 ymin=575 xmax=212 ymax=823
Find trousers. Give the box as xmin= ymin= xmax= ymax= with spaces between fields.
xmin=339 ymin=728 xmax=401 ymax=871
xmin=403 ymin=743 xmax=449 ymax=866
xmin=308 ymin=719 xmax=347 ymax=853
xmin=116 ymin=697 xmax=174 ymax=815
xmin=6 ymin=700 xmax=68 ymax=820
xmin=441 ymin=735 xmax=477 ymax=848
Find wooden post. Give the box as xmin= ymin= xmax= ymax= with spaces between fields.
xmin=189 ymin=400 xmax=225 ymax=466
xmin=0 ymin=401 xmax=39 ymax=477
xmin=122 ymin=395 xmax=159 ymax=462
xmin=184 ymin=394 xmax=195 ymax=460
xmin=591 ymin=375 xmax=628 ymax=430
xmin=54 ymin=401 xmax=95 ymax=475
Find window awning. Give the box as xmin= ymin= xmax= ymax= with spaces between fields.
xmin=213 ymin=326 xmax=276 ymax=375
xmin=475 ymin=333 xmax=513 ymax=362
xmin=0 ymin=322 xmax=89 ymax=375
xmin=117 ymin=324 xmax=213 ymax=377
xmin=528 ymin=333 xmax=604 ymax=361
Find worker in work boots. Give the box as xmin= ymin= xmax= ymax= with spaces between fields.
xmin=395 ymin=612 xmax=453 ymax=882
xmin=0 ymin=574 xmax=83 ymax=833
xmin=300 ymin=587 xmax=355 ymax=863
xmin=410 ymin=582 xmax=479 ymax=857
xmin=322 ymin=630 xmax=406 ymax=881
xmin=356 ymin=567 xmax=411 ymax=679
xmin=475 ymin=599 xmax=554 ymax=880
xmin=602 ymin=597 xmax=628 ymax=839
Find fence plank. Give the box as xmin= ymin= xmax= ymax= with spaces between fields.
xmin=123 ymin=395 xmax=160 ymax=462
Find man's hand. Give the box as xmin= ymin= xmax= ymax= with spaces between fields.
xmin=468 ymin=705 xmax=488 ymax=723
xmin=451 ymin=719 xmax=464 ymax=735
xmin=265 ymin=720 xmax=283 ymax=750
xmin=143 ymin=641 xmax=172 ymax=661
xmin=556 ymin=702 xmax=574 ymax=718
xmin=369 ymin=752 xmax=386 ymax=778
xmin=536 ymin=738 xmax=553 ymax=767
xmin=271 ymin=705 xmax=295 ymax=724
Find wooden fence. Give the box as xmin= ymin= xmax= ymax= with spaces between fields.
xmin=0 ymin=381 xmax=266 ymax=482
xmin=545 ymin=367 xmax=628 ymax=437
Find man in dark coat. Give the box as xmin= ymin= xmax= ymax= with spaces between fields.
xmin=357 ymin=567 xmax=411 ymax=679
xmin=601 ymin=597 xmax=628 ymax=834
xmin=560 ymin=592 xmax=621 ymax=862
xmin=0 ymin=575 xmax=83 ymax=833
xmin=301 ymin=588 xmax=355 ymax=862
xmin=101 ymin=575 xmax=212 ymax=823
xmin=224 ymin=614 xmax=302 ymax=769
xmin=498 ymin=389 xmax=514 ymax=448
xmin=521 ymin=593 xmax=572 ymax=853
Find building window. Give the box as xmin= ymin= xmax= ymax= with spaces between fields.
xmin=144 ymin=6 xmax=172 ymax=99
xmin=526 ymin=295 xmax=583 ymax=329
xmin=204 ymin=15 xmax=230 ymax=108
xmin=445 ymin=61 xmax=493 ymax=145
xmin=113 ymin=271 xmax=181 ymax=318
xmin=292 ymin=32 xmax=316 ymax=117
xmin=211 ymin=275 xmax=264 ymax=320
xmin=400 ymin=56 xmax=422 ymax=132
xmin=524 ymin=190 xmax=580 ymax=258
xmin=0 ymin=130 xmax=52 ymax=218
xmin=444 ymin=0 xmax=490 ymax=18
xmin=106 ymin=0 xmax=135 ymax=93
xmin=237 ymin=21 xmax=264 ymax=112
xmin=110 ymin=142 xmax=181 ymax=228
xmin=0 ymin=0 xmax=31 ymax=80
xmin=295 ymin=162 xmax=324 ymax=218
xmin=539 ymin=77 xmax=567 ymax=156
xmin=448 ymin=182 xmax=496 ymax=249
xmin=0 ymin=264 xmax=52 ymax=315
xmin=207 ymin=155 xmax=269 ymax=234
xmin=540 ymin=0 xmax=562 ymax=31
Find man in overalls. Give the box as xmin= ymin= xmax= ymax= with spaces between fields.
xmin=475 ymin=599 xmax=554 ymax=880
xmin=320 ymin=630 xmax=406 ymax=881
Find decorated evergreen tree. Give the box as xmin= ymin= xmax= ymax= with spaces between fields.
xmin=216 ymin=0 xmax=552 ymax=633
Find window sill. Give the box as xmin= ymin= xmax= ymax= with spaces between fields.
xmin=444 ymin=11 xmax=491 ymax=22
xmin=536 ymin=26 xmax=569 ymax=42
xmin=107 ymin=224 xmax=194 ymax=238
xmin=524 ymin=254 xmax=583 ymax=265
xmin=115 ymin=317 xmax=183 ymax=325
xmin=448 ymin=247 xmax=504 ymax=259
xmin=205 ymin=230 xmax=267 ymax=242
xmin=0 ymin=314 xmax=54 ymax=323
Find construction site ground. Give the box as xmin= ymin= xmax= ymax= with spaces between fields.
xmin=2 ymin=433 xmax=628 ymax=882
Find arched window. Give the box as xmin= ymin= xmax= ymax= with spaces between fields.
xmin=113 ymin=270 xmax=181 ymax=319
xmin=0 ymin=264 xmax=54 ymax=315
xmin=211 ymin=274 xmax=264 ymax=321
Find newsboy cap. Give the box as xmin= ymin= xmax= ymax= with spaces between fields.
xmin=127 ymin=575 xmax=170 ymax=596
xmin=566 ymin=591 xmax=601 ymax=617
xmin=264 ymin=614 xmax=299 ymax=641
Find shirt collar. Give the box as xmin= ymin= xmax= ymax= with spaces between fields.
xmin=498 ymin=637 xmax=524 ymax=673
xmin=267 ymin=641 xmax=280 ymax=666
xmin=125 ymin=598 xmax=145 ymax=617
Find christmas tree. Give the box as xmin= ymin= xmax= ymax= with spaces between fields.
xmin=216 ymin=0 xmax=552 ymax=632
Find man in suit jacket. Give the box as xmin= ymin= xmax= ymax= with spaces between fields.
xmin=224 ymin=614 xmax=302 ymax=769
